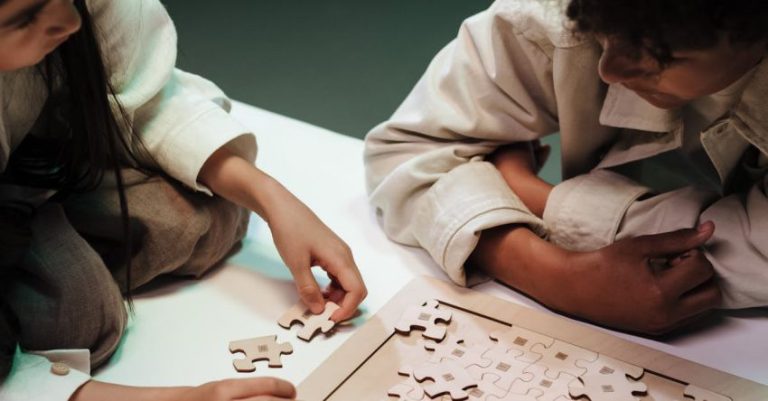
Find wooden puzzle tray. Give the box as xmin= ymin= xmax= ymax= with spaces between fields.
xmin=298 ymin=276 xmax=768 ymax=400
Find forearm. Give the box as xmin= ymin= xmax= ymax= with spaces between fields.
xmin=496 ymin=173 xmax=553 ymax=218
xmin=71 ymin=380 xmax=187 ymax=401
xmin=197 ymin=146 xmax=292 ymax=221
xmin=469 ymin=224 xmax=572 ymax=310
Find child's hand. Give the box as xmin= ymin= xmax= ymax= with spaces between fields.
xmin=266 ymin=188 xmax=367 ymax=323
xmin=198 ymin=148 xmax=368 ymax=323
xmin=473 ymin=221 xmax=721 ymax=336
xmin=563 ymin=222 xmax=722 ymax=335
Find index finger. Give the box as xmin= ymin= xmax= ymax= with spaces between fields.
xmin=325 ymin=257 xmax=367 ymax=322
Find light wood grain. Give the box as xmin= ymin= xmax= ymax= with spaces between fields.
xmin=298 ymin=276 xmax=768 ymax=401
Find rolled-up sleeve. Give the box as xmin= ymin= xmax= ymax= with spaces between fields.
xmin=544 ymin=166 xmax=768 ymax=309
xmin=364 ymin=1 xmax=561 ymax=285
xmin=89 ymin=0 xmax=257 ymax=194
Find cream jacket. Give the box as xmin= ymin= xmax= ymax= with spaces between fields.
xmin=0 ymin=0 xmax=256 ymax=399
xmin=365 ymin=0 xmax=768 ymax=309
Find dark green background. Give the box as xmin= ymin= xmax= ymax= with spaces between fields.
xmin=163 ymin=1 xmax=493 ymax=139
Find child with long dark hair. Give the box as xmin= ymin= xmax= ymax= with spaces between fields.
xmin=365 ymin=0 xmax=767 ymax=335
xmin=0 ymin=0 xmax=366 ymax=399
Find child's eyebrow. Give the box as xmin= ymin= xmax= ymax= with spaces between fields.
xmin=0 ymin=0 xmax=50 ymax=28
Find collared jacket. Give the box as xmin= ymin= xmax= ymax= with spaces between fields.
xmin=0 ymin=0 xmax=256 ymax=399
xmin=365 ymin=0 xmax=768 ymax=309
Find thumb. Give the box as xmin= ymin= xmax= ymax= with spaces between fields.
xmin=639 ymin=221 xmax=714 ymax=257
xmin=292 ymin=266 xmax=325 ymax=314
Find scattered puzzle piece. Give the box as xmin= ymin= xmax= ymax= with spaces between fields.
xmin=467 ymin=345 xmax=534 ymax=392
xmin=278 ymin=300 xmax=339 ymax=341
xmin=228 ymin=335 xmax=293 ymax=372
xmin=489 ymin=326 xmax=554 ymax=363
xmin=528 ymin=340 xmax=597 ymax=379
xmin=394 ymin=299 xmax=452 ymax=341
xmin=412 ymin=360 xmax=479 ymax=400
xmin=569 ymin=354 xmax=647 ymax=401
xmin=683 ymin=384 xmax=733 ymax=401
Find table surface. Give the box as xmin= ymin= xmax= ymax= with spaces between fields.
xmin=93 ymin=102 xmax=768 ymax=388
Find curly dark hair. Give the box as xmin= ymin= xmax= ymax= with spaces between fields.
xmin=566 ymin=0 xmax=768 ymax=64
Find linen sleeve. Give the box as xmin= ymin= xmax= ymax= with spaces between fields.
xmin=88 ymin=0 xmax=257 ymax=194
xmin=364 ymin=1 xmax=562 ymax=286
xmin=543 ymin=165 xmax=768 ymax=309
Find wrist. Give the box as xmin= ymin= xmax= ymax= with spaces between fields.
xmin=470 ymin=224 xmax=571 ymax=305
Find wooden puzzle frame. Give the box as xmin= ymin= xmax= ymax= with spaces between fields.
xmin=298 ymin=276 xmax=768 ymax=400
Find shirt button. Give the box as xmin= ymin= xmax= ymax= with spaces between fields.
xmin=51 ymin=362 xmax=70 ymax=376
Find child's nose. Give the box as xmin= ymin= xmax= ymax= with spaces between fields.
xmin=46 ymin=0 xmax=82 ymax=39
xmin=598 ymin=49 xmax=649 ymax=85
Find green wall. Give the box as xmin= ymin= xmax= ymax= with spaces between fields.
xmin=163 ymin=1 xmax=493 ymax=139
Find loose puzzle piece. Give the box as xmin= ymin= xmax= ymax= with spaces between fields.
xmin=510 ymin=364 xmax=578 ymax=401
xmin=489 ymin=326 xmax=554 ymax=363
xmin=412 ymin=360 xmax=479 ymax=400
xmin=278 ymin=300 xmax=340 ymax=341
xmin=424 ymin=333 xmax=492 ymax=369
xmin=528 ymin=340 xmax=597 ymax=379
xmin=228 ymin=335 xmax=293 ymax=372
xmin=467 ymin=345 xmax=534 ymax=392
xmin=683 ymin=384 xmax=733 ymax=401
xmin=394 ymin=299 xmax=453 ymax=341
xmin=569 ymin=354 xmax=647 ymax=401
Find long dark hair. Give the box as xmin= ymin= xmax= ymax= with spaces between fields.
xmin=0 ymin=0 xmax=142 ymax=381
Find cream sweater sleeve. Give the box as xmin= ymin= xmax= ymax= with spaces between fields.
xmin=88 ymin=0 xmax=257 ymax=194
xmin=364 ymin=0 xmax=565 ymax=285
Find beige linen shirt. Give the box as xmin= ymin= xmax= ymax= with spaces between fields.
xmin=0 ymin=0 xmax=256 ymax=399
xmin=365 ymin=0 xmax=768 ymax=309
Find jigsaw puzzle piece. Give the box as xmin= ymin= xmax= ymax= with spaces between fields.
xmin=395 ymin=299 xmax=453 ymax=341
xmin=569 ymin=354 xmax=647 ymax=401
xmin=278 ymin=300 xmax=340 ymax=341
xmin=467 ymin=345 xmax=534 ymax=392
xmin=489 ymin=326 xmax=554 ymax=363
xmin=510 ymin=364 xmax=578 ymax=401
xmin=387 ymin=366 xmax=430 ymax=400
xmin=527 ymin=340 xmax=597 ymax=379
xmin=488 ymin=392 xmax=544 ymax=401
xmin=466 ymin=376 xmax=509 ymax=400
xmin=412 ymin=360 xmax=478 ymax=400
xmin=423 ymin=332 xmax=492 ymax=369
xmin=228 ymin=335 xmax=293 ymax=372
xmin=683 ymin=384 xmax=733 ymax=401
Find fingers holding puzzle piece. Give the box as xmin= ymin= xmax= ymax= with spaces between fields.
xmin=278 ymin=300 xmax=340 ymax=341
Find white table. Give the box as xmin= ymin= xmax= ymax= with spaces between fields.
xmin=94 ymin=102 xmax=768 ymax=388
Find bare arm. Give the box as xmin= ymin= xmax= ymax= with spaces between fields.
xmin=72 ymin=377 xmax=296 ymax=401
xmin=198 ymin=147 xmax=367 ymax=322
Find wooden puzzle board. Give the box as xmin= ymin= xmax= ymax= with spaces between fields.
xmin=298 ymin=276 xmax=768 ymax=400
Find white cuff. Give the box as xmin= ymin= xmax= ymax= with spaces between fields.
xmin=413 ymin=162 xmax=545 ymax=286
xmin=0 ymin=348 xmax=91 ymax=401
xmin=543 ymin=169 xmax=650 ymax=251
